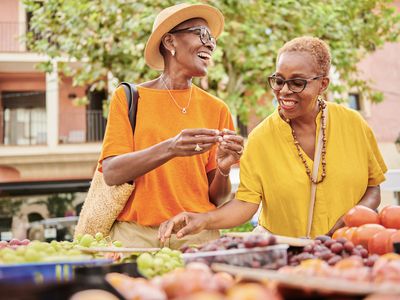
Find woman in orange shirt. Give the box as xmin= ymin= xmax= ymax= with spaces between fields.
xmin=100 ymin=3 xmax=244 ymax=248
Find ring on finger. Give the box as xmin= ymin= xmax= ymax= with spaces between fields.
xmin=194 ymin=144 xmax=203 ymax=152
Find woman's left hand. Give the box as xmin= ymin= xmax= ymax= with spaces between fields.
xmin=216 ymin=129 xmax=244 ymax=173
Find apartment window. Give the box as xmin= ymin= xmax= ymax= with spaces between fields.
xmin=2 ymin=91 xmax=46 ymax=145
xmin=348 ymin=93 xmax=361 ymax=111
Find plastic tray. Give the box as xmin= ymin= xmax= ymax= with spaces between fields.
xmin=183 ymin=244 xmax=288 ymax=269
xmin=0 ymin=258 xmax=113 ymax=284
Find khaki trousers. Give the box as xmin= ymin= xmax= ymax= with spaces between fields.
xmin=110 ymin=221 xmax=220 ymax=250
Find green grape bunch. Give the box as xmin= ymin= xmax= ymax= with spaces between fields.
xmin=137 ymin=247 xmax=184 ymax=278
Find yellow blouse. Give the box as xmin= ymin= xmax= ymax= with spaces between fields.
xmin=236 ymin=102 xmax=387 ymax=238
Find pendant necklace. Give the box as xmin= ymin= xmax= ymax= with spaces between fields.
xmin=160 ymin=75 xmax=192 ymax=114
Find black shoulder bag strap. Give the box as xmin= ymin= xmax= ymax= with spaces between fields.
xmin=118 ymin=82 xmax=139 ymax=133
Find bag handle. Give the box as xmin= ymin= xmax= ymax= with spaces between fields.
xmin=118 ymin=82 xmax=139 ymax=133
xmin=306 ymin=104 xmax=328 ymax=238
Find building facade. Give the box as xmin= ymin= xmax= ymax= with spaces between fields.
xmin=0 ymin=0 xmax=103 ymax=184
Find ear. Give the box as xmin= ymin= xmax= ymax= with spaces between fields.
xmin=319 ymin=77 xmax=330 ymax=94
xmin=161 ymin=33 xmax=176 ymax=54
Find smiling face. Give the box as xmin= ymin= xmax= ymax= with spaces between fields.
xmin=166 ymin=18 xmax=215 ymax=77
xmin=273 ymin=51 xmax=329 ymax=122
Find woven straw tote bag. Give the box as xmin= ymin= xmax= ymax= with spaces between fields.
xmin=74 ymin=83 xmax=138 ymax=237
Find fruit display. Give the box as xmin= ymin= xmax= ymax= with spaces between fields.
xmin=280 ymin=253 xmax=400 ymax=285
xmin=137 ymin=247 xmax=184 ymax=278
xmin=181 ymin=235 xmax=277 ymax=253
xmin=180 ymin=235 xmax=286 ymax=269
xmin=333 ymin=204 xmax=400 ymax=255
xmin=379 ymin=205 xmax=400 ymax=229
xmin=73 ymin=232 xmax=123 ymax=248
xmin=106 ymin=262 xmax=282 ymax=300
xmin=0 ymin=232 xmax=126 ymax=265
xmin=288 ymin=235 xmax=376 ymax=267
xmin=0 ymin=238 xmax=30 ymax=249
xmin=343 ymin=206 xmax=380 ymax=227
xmin=0 ymin=240 xmax=90 ymax=264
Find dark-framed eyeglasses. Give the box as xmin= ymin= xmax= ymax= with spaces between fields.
xmin=169 ymin=26 xmax=216 ymax=47
xmin=267 ymin=75 xmax=324 ymax=93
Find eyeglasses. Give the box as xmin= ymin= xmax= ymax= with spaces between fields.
xmin=268 ymin=75 xmax=324 ymax=93
xmin=169 ymin=26 xmax=216 ymax=47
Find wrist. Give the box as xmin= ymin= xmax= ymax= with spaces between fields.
xmin=165 ymin=138 xmax=177 ymax=158
xmin=217 ymin=165 xmax=230 ymax=177
xmin=203 ymin=212 xmax=214 ymax=230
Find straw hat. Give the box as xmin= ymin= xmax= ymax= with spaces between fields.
xmin=144 ymin=3 xmax=224 ymax=70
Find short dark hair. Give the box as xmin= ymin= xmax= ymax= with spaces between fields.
xmin=278 ymin=36 xmax=331 ymax=76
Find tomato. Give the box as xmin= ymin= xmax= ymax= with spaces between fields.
xmin=379 ymin=205 xmax=400 ymax=229
xmin=388 ymin=230 xmax=400 ymax=253
xmin=368 ymin=228 xmax=397 ymax=255
xmin=343 ymin=205 xmax=380 ymax=227
xmin=332 ymin=226 xmax=349 ymax=240
xmin=352 ymin=224 xmax=385 ymax=249
xmin=343 ymin=227 xmax=357 ymax=242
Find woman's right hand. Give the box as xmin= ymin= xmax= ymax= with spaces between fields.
xmin=168 ymin=128 xmax=221 ymax=157
xmin=158 ymin=212 xmax=210 ymax=243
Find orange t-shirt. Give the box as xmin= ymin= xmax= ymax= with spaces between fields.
xmin=99 ymin=85 xmax=235 ymax=226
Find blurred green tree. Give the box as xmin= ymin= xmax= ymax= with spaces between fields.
xmin=24 ymin=0 xmax=399 ymax=123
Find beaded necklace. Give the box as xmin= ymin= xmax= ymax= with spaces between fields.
xmin=280 ymin=98 xmax=327 ymax=184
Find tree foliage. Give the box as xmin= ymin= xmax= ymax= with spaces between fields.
xmin=24 ymin=0 xmax=399 ymax=123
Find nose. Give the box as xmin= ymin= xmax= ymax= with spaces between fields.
xmin=279 ymin=82 xmax=292 ymax=95
xmin=205 ymin=41 xmax=215 ymax=52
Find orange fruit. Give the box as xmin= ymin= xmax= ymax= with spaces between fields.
xmin=343 ymin=205 xmax=380 ymax=227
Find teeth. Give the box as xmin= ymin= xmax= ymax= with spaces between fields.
xmin=197 ymin=52 xmax=211 ymax=59
xmin=282 ymin=100 xmax=296 ymax=107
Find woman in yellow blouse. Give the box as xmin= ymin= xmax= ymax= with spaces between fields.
xmin=158 ymin=36 xmax=387 ymax=240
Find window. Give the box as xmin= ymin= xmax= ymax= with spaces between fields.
xmin=348 ymin=93 xmax=361 ymax=111
xmin=2 ymin=91 xmax=46 ymax=145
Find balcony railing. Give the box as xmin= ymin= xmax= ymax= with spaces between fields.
xmin=0 ymin=22 xmax=27 ymax=52
xmin=0 ymin=109 xmax=106 ymax=145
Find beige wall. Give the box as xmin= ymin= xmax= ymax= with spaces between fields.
xmin=0 ymin=72 xmax=45 ymax=90
xmin=58 ymin=75 xmax=87 ymax=143
xmin=0 ymin=0 xmax=22 ymax=52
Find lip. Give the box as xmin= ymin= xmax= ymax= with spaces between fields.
xmin=279 ymin=99 xmax=298 ymax=111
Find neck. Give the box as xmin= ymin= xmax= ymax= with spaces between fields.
xmin=161 ymin=72 xmax=192 ymax=90
xmin=288 ymin=101 xmax=321 ymax=128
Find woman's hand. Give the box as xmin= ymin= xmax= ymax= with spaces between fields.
xmin=326 ymin=216 xmax=345 ymax=236
xmin=168 ymin=128 xmax=221 ymax=157
xmin=216 ymin=129 xmax=244 ymax=173
xmin=158 ymin=212 xmax=210 ymax=242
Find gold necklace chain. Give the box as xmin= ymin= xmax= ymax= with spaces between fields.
xmin=160 ymin=76 xmax=192 ymax=114
xmin=280 ymin=98 xmax=327 ymax=184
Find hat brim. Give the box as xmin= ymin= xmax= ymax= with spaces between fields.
xmin=144 ymin=4 xmax=224 ymax=71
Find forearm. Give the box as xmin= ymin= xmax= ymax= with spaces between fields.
xmin=358 ymin=185 xmax=381 ymax=210
xmin=102 ymin=139 xmax=174 ymax=185
xmin=327 ymin=185 xmax=381 ymax=236
xmin=208 ymin=168 xmax=232 ymax=207
xmin=205 ymin=199 xmax=259 ymax=230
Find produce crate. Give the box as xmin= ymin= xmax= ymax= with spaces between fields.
xmin=183 ymin=244 xmax=288 ymax=269
xmin=0 ymin=258 xmax=112 ymax=284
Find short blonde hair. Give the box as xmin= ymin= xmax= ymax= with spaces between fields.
xmin=278 ymin=36 xmax=331 ymax=76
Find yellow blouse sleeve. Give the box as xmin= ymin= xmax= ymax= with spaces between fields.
xmin=236 ymin=133 xmax=263 ymax=204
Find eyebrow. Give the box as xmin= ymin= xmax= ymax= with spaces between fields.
xmin=274 ymin=72 xmax=310 ymax=78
